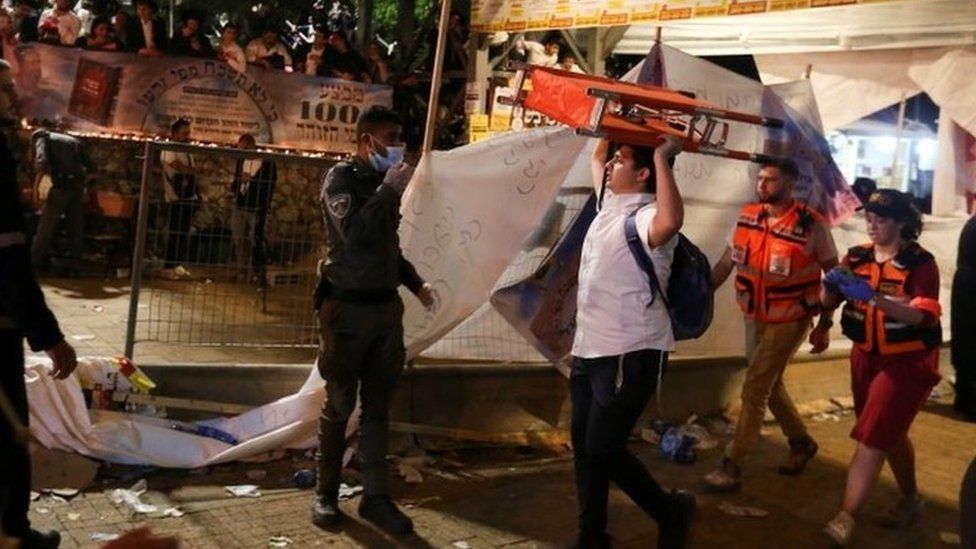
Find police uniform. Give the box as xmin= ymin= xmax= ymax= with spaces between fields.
xmin=0 ymin=130 xmax=65 ymax=540
xmin=315 ymin=159 xmax=423 ymax=504
xmin=30 ymin=129 xmax=95 ymax=269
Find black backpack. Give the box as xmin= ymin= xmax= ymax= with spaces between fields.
xmin=624 ymin=210 xmax=714 ymax=340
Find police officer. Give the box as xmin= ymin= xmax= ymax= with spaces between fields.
xmin=312 ymin=106 xmax=435 ymax=535
xmin=30 ymin=128 xmax=96 ymax=271
xmin=0 ymin=58 xmax=77 ymax=549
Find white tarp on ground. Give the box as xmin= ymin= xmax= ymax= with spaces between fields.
xmin=26 ymin=356 xmax=322 ymax=468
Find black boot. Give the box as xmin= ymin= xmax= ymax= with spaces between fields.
xmin=311 ymin=495 xmax=344 ymax=529
xmin=21 ymin=528 xmax=61 ymax=549
xmin=358 ymin=495 xmax=413 ymax=535
xmin=657 ymin=490 xmax=696 ymax=549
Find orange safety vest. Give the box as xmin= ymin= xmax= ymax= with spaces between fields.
xmin=840 ymin=243 xmax=942 ymax=355
xmin=731 ymin=201 xmax=823 ymax=323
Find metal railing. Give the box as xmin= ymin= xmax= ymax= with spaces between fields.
xmin=124 ymin=140 xmax=337 ymax=359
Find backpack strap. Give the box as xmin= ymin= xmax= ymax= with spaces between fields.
xmin=624 ymin=208 xmax=667 ymax=308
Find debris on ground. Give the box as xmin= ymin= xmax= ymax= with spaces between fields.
xmin=640 ymin=427 xmax=660 ymax=445
xmin=109 ymin=479 xmax=157 ymax=514
xmin=810 ymin=412 xmax=842 ymax=423
xmin=452 ymin=541 xmax=472 ymax=549
xmin=292 ymin=469 xmax=316 ymax=489
xmin=268 ymin=535 xmax=293 ymax=547
xmin=397 ymin=463 xmax=424 ymax=484
xmin=939 ymin=531 xmax=961 ymax=545
xmin=30 ymin=491 xmax=40 ymax=501
xmin=91 ymin=532 xmax=120 ymax=542
xmin=658 ymin=427 xmax=697 ymax=464
xmin=50 ymin=488 xmax=80 ymax=499
xmin=71 ymin=334 xmax=96 ymax=341
xmin=829 ymin=396 xmax=855 ymax=409
xmin=403 ymin=496 xmax=441 ymax=509
xmin=718 ymin=501 xmax=769 ymax=518
xmin=162 ymin=507 xmax=184 ymax=518
xmin=337 ymin=483 xmax=363 ymax=501
xmin=67 ymin=512 xmax=81 ymax=521
xmin=225 ymin=485 xmax=262 ymax=498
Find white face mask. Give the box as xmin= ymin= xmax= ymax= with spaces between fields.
xmin=368 ymin=142 xmax=404 ymax=172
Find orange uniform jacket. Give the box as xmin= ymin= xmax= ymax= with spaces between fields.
xmin=731 ymin=201 xmax=823 ymax=323
xmin=840 ymin=243 xmax=942 ymax=355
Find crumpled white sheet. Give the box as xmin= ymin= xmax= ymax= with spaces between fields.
xmin=25 ymin=356 xmax=336 ymax=468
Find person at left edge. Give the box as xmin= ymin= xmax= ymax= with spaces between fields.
xmin=0 ymin=58 xmax=77 ymax=549
xmin=312 ymin=106 xmax=437 ymax=536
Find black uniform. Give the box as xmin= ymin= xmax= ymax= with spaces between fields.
xmin=0 ymin=131 xmax=64 ymax=538
xmin=30 ymin=130 xmax=95 ymax=268
xmin=315 ymin=159 xmax=422 ymax=501
xmin=953 ymin=215 xmax=976 ymax=419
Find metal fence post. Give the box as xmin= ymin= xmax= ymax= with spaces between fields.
xmin=124 ymin=141 xmax=155 ymax=359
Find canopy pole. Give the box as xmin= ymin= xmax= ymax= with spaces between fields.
xmin=803 ymin=64 xmax=812 ymax=79
xmin=422 ymin=0 xmax=454 ymax=153
xmin=891 ymin=92 xmax=907 ymax=190
xmin=654 ymin=26 xmax=662 ymax=43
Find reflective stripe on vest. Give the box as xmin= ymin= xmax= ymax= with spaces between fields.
xmin=840 ymin=243 xmax=942 ymax=355
xmin=731 ymin=202 xmax=822 ymax=323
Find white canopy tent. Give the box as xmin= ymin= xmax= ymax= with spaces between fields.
xmin=608 ymin=1 xmax=976 ymax=215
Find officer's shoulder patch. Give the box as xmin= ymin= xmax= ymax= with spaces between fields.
xmin=327 ymin=193 xmax=352 ymax=219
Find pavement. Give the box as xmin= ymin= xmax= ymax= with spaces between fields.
xmin=22 ymin=389 xmax=972 ymax=549
xmin=20 ymin=278 xmax=975 ymax=549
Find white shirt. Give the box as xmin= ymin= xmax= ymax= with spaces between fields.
xmin=571 ymin=192 xmax=678 ymax=358
xmin=161 ymin=150 xmax=193 ymax=203
xmin=522 ymin=40 xmax=557 ymax=67
xmin=238 ymin=159 xmax=261 ymax=196
xmin=140 ymin=18 xmax=155 ymax=49
xmin=39 ymin=8 xmax=80 ymax=45
xmin=245 ymin=39 xmax=293 ymax=67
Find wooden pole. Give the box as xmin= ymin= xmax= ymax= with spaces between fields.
xmin=421 ymin=0 xmax=454 ymax=153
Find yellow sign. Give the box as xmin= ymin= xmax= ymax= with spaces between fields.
xmin=471 ymin=0 xmax=900 ymax=32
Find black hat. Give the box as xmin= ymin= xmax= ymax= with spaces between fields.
xmin=863 ymin=189 xmax=913 ymax=220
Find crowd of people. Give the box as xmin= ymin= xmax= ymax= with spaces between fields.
xmin=0 ymin=0 xmax=399 ymax=84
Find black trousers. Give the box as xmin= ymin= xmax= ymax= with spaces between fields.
xmin=0 ymin=330 xmax=31 ymax=538
xmin=571 ymin=349 xmax=672 ymax=540
xmin=164 ymin=201 xmax=196 ymax=269
xmin=31 ymin=185 xmax=85 ymax=267
xmin=315 ymin=297 xmax=405 ymax=500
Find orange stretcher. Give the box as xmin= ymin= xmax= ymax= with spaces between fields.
xmin=499 ymin=63 xmax=784 ymax=163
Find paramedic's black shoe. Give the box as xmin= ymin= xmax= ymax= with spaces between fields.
xmin=312 ymin=496 xmax=344 ymax=528
xmin=21 ymin=528 xmax=61 ymax=549
xmin=358 ymin=495 xmax=413 ymax=535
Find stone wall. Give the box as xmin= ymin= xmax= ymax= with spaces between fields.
xmin=15 ymin=130 xmax=335 ymax=267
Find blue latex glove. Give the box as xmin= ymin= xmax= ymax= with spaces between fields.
xmin=823 ymin=268 xmax=848 ymax=292
xmin=838 ymin=277 xmax=876 ymax=302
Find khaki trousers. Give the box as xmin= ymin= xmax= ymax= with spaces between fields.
xmin=727 ymin=317 xmax=812 ymax=464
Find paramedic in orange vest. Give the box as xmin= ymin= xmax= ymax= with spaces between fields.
xmin=820 ymin=190 xmax=942 ymax=546
xmin=704 ymin=158 xmax=838 ymax=491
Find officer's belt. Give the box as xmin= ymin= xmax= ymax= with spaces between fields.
xmin=321 ymin=280 xmax=397 ymax=304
